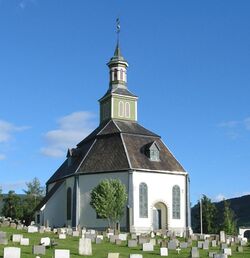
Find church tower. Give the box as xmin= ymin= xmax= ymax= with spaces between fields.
xmin=99 ymin=40 xmax=138 ymax=123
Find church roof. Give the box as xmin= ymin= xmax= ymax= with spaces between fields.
xmin=46 ymin=119 xmax=186 ymax=185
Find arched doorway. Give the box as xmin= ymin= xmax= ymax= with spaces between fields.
xmin=152 ymin=202 xmax=168 ymax=231
xmin=244 ymin=230 xmax=250 ymax=239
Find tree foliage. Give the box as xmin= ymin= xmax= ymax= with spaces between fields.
xmin=201 ymin=195 xmax=217 ymax=233
xmin=90 ymin=179 xmax=127 ymax=229
xmin=222 ymin=200 xmax=237 ymax=235
xmin=2 ymin=190 xmax=23 ymax=219
xmin=22 ymin=177 xmax=45 ymax=225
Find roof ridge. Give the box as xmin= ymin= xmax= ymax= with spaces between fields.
xmin=113 ymin=120 xmax=121 ymax=132
xmin=120 ymin=133 xmax=132 ymax=169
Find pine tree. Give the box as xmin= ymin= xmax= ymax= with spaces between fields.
xmin=2 ymin=190 xmax=23 ymax=219
xmin=222 ymin=200 xmax=237 ymax=235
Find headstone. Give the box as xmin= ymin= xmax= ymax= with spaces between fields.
xmin=12 ymin=234 xmax=23 ymax=243
xmin=149 ymin=238 xmax=156 ymax=246
xmin=168 ymin=240 xmax=177 ymax=250
xmin=198 ymin=241 xmax=203 ymax=248
xmin=79 ymin=238 xmax=92 ymax=255
xmin=130 ymin=255 xmax=142 ymax=258
xmin=191 ymin=247 xmax=199 ymax=258
xmin=16 ymin=224 xmax=23 ymax=230
xmin=160 ymin=247 xmax=168 ymax=256
xmin=59 ymin=234 xmax=66 ymax=239
xmin=143 ymin=243 xmax=154 ymax=251
xmin=40 ymin=237 xmax=50 ymax=246
xmin=236 ymin=246 xmax=243 ymax=252
xmin=128 ymin=239 xmax=137 ymax=247
xmin=73 ymin=231 xmax=80 ymax=237
xmin=96 ymin=235 xmax=103 ymax=240
xmin=0 ymin=231 xmax=7 ymax=238
xmin=33 ymin=245 xmax=46 ymax=255
xmin=118 ymin=233 xmax=127 ymax=241
xmin=139 ymin=237 xmax=148 ymax=244
xmin=160 ymin=240 xmax=167 ymax=248
xmin=209 ymin=252 xmax=217 ymax=257
xmin=180 ymin=242 xmax=188 ymax=248
xmin=223 ymin=248 xmax=232 ymax=256
xmin=10 ymin=222 xmax=16 ymax=228
xmin=95 ymin=237 xmax=102 ymax=244
xmin=131 ymin=233 xmax=137 ymax=240
xmin=203 ymin=240 xmax=209 ymax=250
xmin=3 ymin=247 xmax=21 ymax=258
xmin=107 ymin=253 xmax=119 ymax=258
xmin=67 ymin=228 xmax=73 ymax=235
xmin=0 ymin=238 xmax=8 ymax=245
xmin=28 ymin=225 xmax=38 ymax=233
xmin=20 ymin=238 xmax=29 ymax=246
xmin=212 ymin=240 xmax=217 ymax=247
xmin=221 ymin=243 xmax=227 ymax=249
xmin=54 ymin=249 xmax=70 ymax=258
xmin=220 ymin=231 xmax=226 ymax=243
xmin=213 ymin=254 xmax=228 ymax=258
xmin=110 ymin=235 xmax=119 ymax=243
xmin=150 ymin=232 xmax=155 ymax=238
xmin=115 ymin=239 xmax=122 ymax=245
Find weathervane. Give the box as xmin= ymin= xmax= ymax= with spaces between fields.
xmin=116 ymin=18 xmax=121 ymax=44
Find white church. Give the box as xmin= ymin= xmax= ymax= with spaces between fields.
xmin=36 ymin=38 xmax=192 ymax=235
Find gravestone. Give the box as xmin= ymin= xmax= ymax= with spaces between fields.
xmin=191 ymin=247 xmax=199 ymax=258
xmin=180 ymin=242 xmax=188 ymax=248
xmin=73 ymin=231 xmax=80 ymax=237
xmin=168 ymin=240 xmax=177 ymax=250
xmin=139 ymin=237 xmax=148 ymax=244
xmin=160 ymin=240 xmax=167 ymax=248
xmin=209 ymin=252 xmax=217 ymax=257
xmin=40 ymin=237 xmax=50 ymax=246
xmin=115 ymin=239 xmax=122 ymax=245
xmin=143 ymin=243 xmax=154 ymax=251
xmin=79 ymin=238 xmax=92 ymax=255
xmin=149 ymin=238 xmax=156 ymax=246
xmin=131 ymin=233 xmax=137 ymax=240
xmin=223 ymin=248 xmax=232 ymax=256
xmin=12 ymin=234 xmax=23 ymax=243
xmin=221 ymin=243 xmax=227 ymax=249
xmin=33 ymin=245 xmax=46 ymax=255
xmin=16 ymin=225 xmax=23 ymax=230
xmin=160 ymin=247 xmax=168 ymax=256
xmin=198 ymin=241 xmax=203 ymax=248
xmin=118 ymin=233 xmax=127 ymax=241
xmin=10 ymin=222 xmax=16 ymax=228
xmin=96 ymin=235 xmax=103 ymax=240
xmin=95 ymin=237 xmax=102 ymax=244
xmin=0 ymin=238 xmax=8 ymax=245
xmin=20 ymin=238 xmax=29 ymax=246
xmin=0 ymin=231 xmax=7 ymax=238
xmin=108 ymin=253 xmax=119 ymax=258
xmin=54 ymin=249 xmax=70 ymax=258
xmin=236 ymin=246 xmax=243 ymax=252
xmin=130 ymin=255 xmax=143 ymax=258
xmin=220 ymin=231 xmax=226 ymax=243
xmin=67 ymin=228 xmax=73 ymax=235
xmin=28 ymin=225 xmax=38 ymax=233
xmin=203 ymin=240 xmax=209 ymax=250
xmin=110 ymin=235 xmax=119 ymax=243
xmin=214 ymin=254 xmax=228 ymax=258
xmin=3 ymin=247 xmax=21 ymax=258
xmin=59 ymin=234 xmax=66 ymax=239
xmin=128 ymin=239 xmax=137 ymax=247
xmin=212 ymin=240 xmax=217 ymax=247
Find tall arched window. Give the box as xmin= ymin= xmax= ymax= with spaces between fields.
xmin=139 ymin=183 xmax=148 ymax=218
xmin=114 ymin=69 xmax=118 ymax=81
xmin=125 ymin=102 xmax=130 ymax=118
xmin=118 ymin=101 xmax=124 ymax=117
xmin=172 ymin=185 xmax=180 ymax=219
xmin=67 ymin=187 xmax=72 ymax=220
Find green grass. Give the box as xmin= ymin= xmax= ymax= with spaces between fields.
xmin=0 ymin=227 xmax=250 ymax=257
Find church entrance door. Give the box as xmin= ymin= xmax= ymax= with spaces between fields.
xmin=152 ymin=202 xmax=168 ymax=231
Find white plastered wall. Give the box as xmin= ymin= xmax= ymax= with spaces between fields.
xmin=132 ymin=171 xmax=187 ymax=234
xmin=78 ymin=172 xmax=129 ymax=229
xmin=43 ymin=181 xmax=66 ymax=228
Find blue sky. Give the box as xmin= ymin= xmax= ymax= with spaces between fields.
xmin=0 ymin=0 xmax=250 ymax=205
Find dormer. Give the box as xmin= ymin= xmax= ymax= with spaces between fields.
xmin=145 ymin=141 xmax=160 ymax=161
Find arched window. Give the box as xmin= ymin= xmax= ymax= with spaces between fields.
xmin=118 ymin=101 xmax=124 ymax=117
xmin=114 ymin=69 xmax=118 ymax=81
xmin=172 ymin=185 xmax=180 ymax=219
xmin=67 ymin=187 xmax=72 ymax=220
xmin=125 ymin=102 xmax=130 ymax=118
xmin=139 ymin=183 xmax=148 ymax=218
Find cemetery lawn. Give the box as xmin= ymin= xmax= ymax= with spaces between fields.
xmin=0 ymin=227 xmax=250 ymax=258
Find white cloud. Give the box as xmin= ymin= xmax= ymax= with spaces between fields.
xmin=41 ymin=111 xmax=96 ymax=158
xmin=218 ymin=116 xmax=250 ymax=139
xmin=0 ymin=153 xmax=6 ymax=160
xmin=19 ymin=0 xmax=37 ymax=9
xmin=214 ymin=194 xmax=226 ymax=202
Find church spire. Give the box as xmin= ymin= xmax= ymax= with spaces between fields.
xmin=107 ymin=19 xmax=128 ymax=89
xmin=99 ymin=19 xmax=138 ymax=124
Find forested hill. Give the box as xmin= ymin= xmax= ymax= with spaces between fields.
xmin=191 ymin=194 xmax=250 ymax=231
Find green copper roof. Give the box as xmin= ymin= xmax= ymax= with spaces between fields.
xmin=108 ymin=43 xmax=128 ymax=66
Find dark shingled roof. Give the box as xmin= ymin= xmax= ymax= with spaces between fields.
xmin=100 ymin=87 xmax=137 ymax=100
xmin=46 ymin=119 xmax=185 ymax=185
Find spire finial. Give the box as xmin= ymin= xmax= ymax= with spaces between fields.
xmin=116 ymin=18 xmax=120 ymax=45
